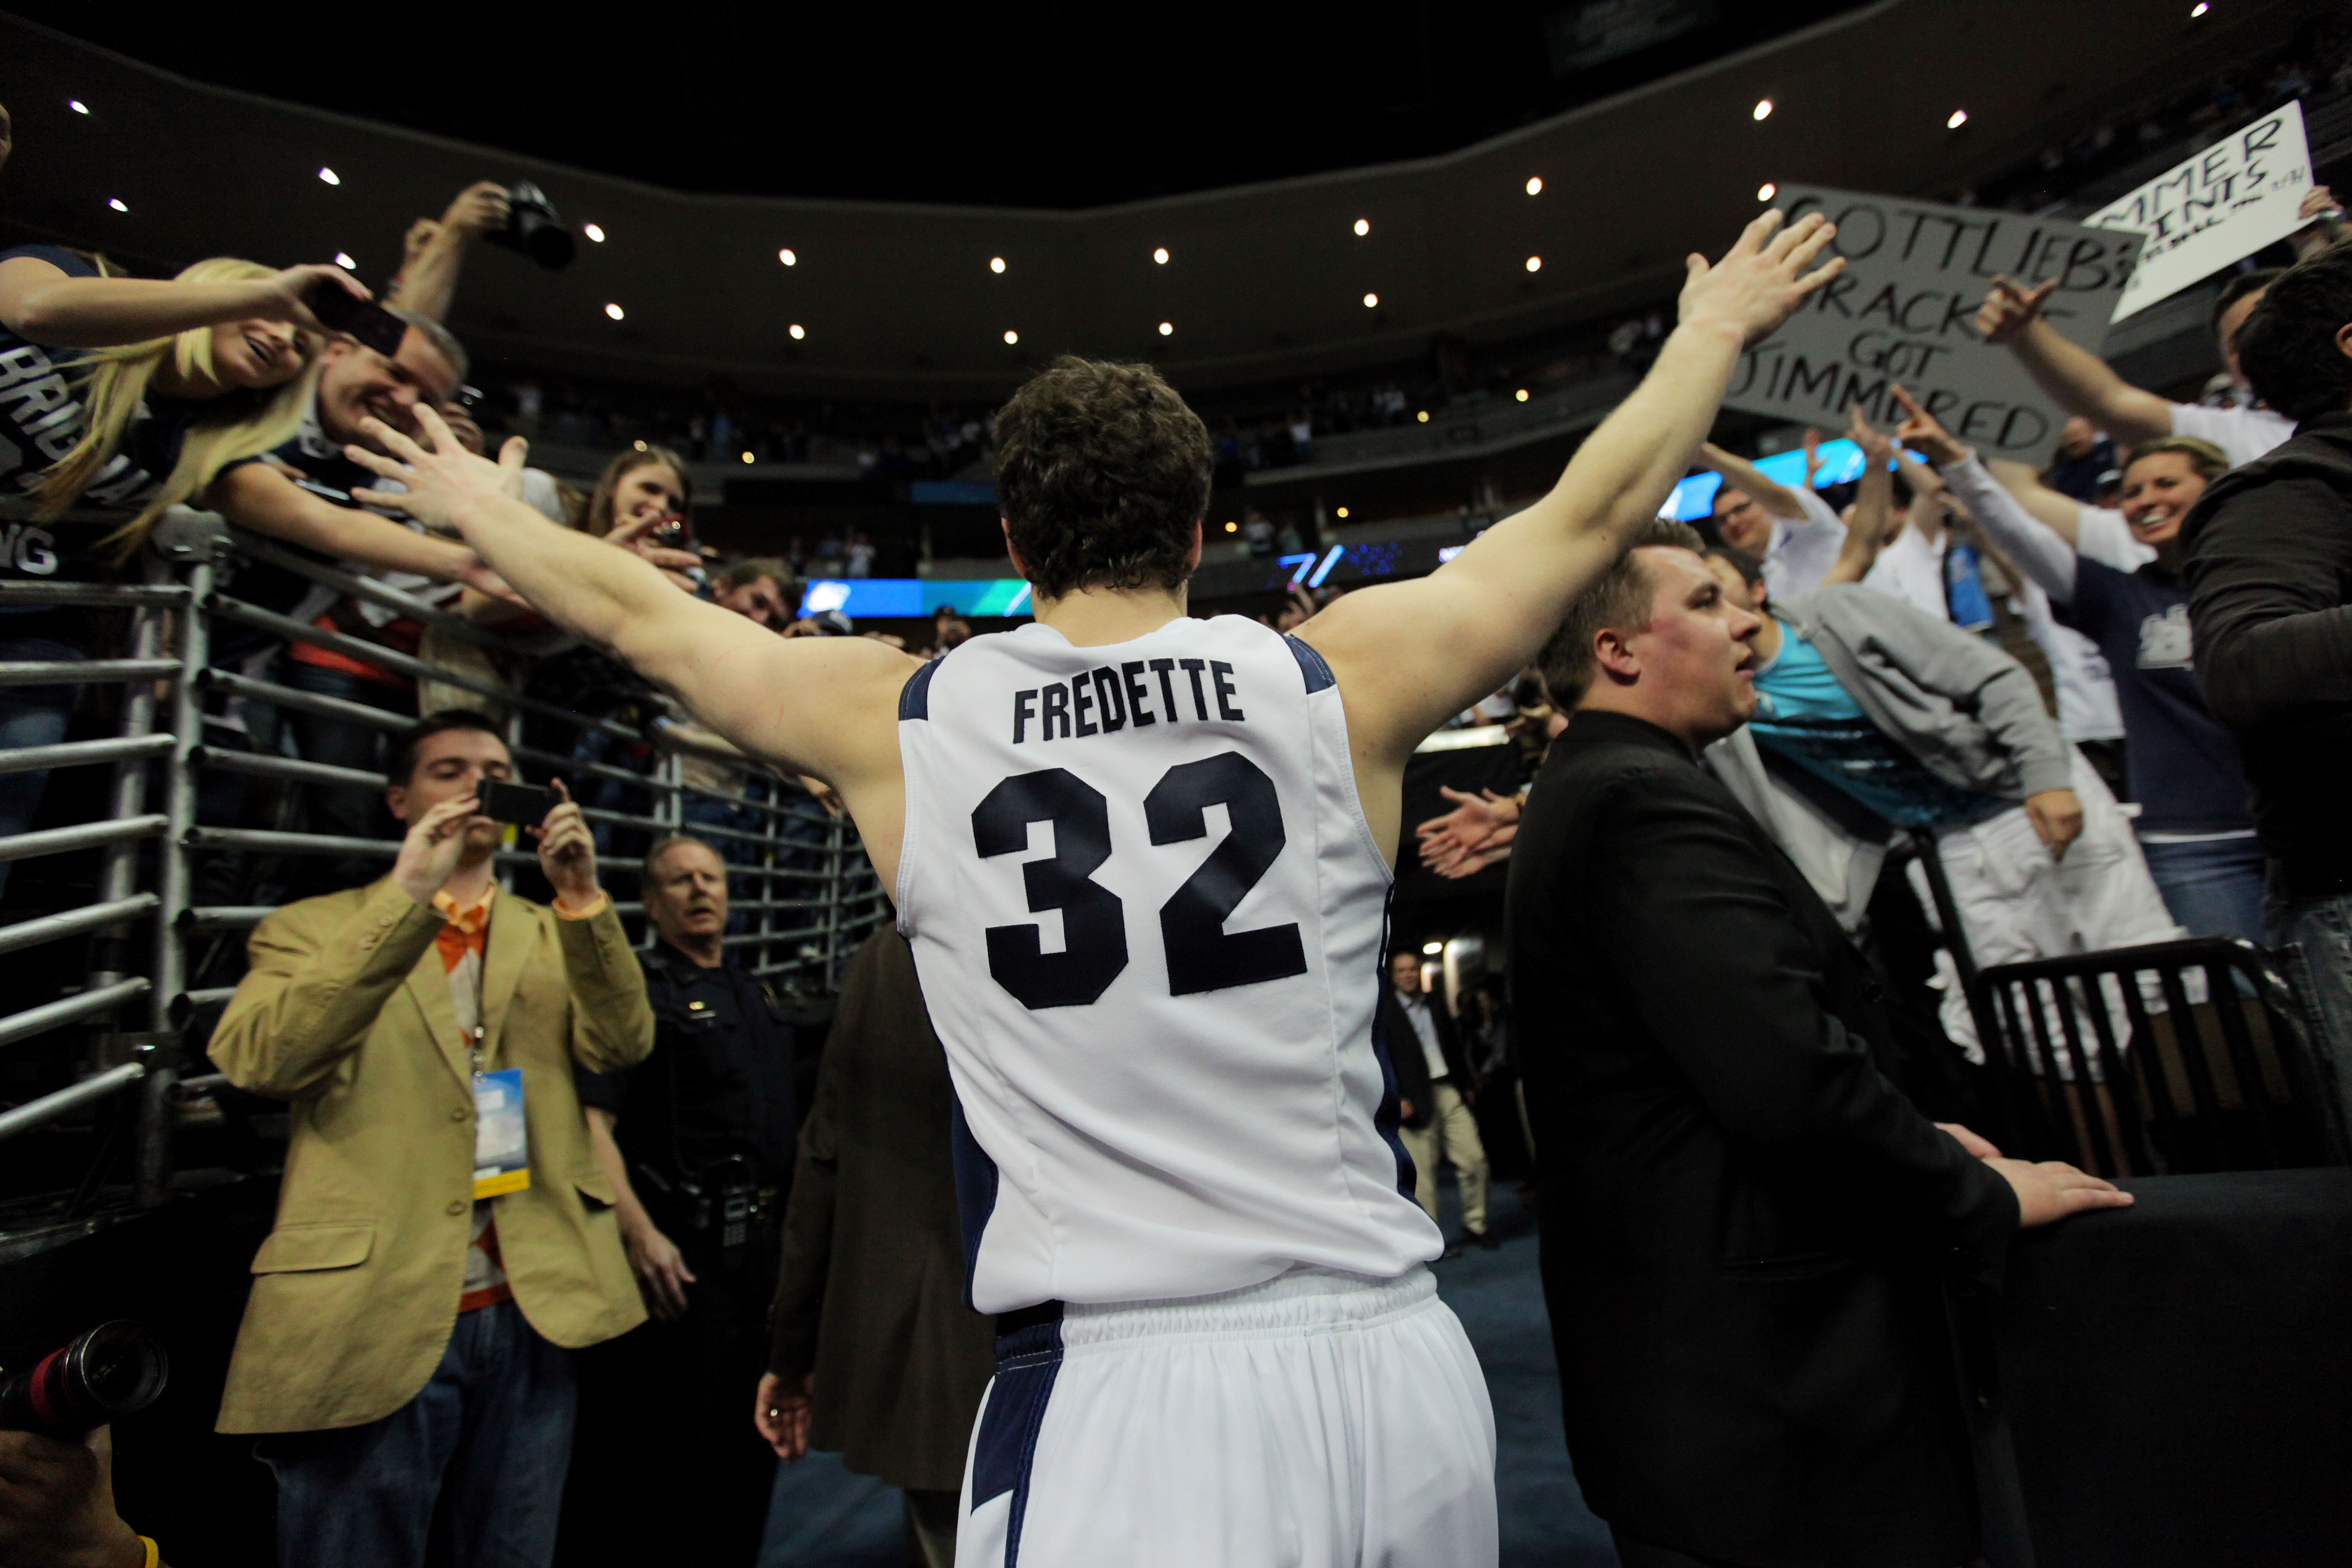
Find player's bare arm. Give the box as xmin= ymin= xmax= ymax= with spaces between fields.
xmin=344 ymin=407 xmax=920 ymax=881
xmin=1294 ymin=209 xmax=1844 ymax=859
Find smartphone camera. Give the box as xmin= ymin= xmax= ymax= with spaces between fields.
xmin=480 ymin=780 xmax=557 ymax=826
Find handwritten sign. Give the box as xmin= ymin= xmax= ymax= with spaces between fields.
xmin=1723 ymin=187 xmax=2142 ymax=461
xmin=2090 ymin=101 xmax=2313 ymax=321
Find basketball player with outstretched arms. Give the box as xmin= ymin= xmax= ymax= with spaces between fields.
xmin=346 ymin=210 xmax=1843 ymax=1568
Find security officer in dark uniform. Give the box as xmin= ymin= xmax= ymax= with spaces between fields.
xmin=559 ymin=833 xmax=797 ymax=1568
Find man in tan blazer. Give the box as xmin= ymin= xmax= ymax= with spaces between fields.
xmin=210 ymin=709 xmax=653 ymax=1568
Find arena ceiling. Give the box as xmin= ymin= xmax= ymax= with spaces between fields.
xmin=0 ymin=0 xmax=2326 ymax=399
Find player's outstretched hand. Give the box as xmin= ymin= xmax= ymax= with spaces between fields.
xmin=348 ymin=405 xmax=525 ymax=530
xmin=1677 ymin=209 xmax=1845 ymax=348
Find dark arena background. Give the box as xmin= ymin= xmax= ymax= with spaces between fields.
xmin=2 ymin=2 xmax=2349 ymax=1564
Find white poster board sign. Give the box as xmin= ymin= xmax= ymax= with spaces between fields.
xmin=1723 ymin=187 xmax=2142 ymax=462
xmin=2091 ymin=101 xmax=2313 ymax=322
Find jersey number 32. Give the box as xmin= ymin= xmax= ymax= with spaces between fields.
xmin=971 ymin=751 xmax=1308 ymax=1009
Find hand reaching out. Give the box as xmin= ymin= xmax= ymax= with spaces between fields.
xmin=1677 ymin=209 xmax=1846 ymax=348
xmin=347 ymin=405 xmax=525 ymax=529
xmin=1416 ymin=787 xmax=1522 ymax=875
xmin=441 ymin=180 xmax=513 ymax=237
xmin=1974 ymin=276 xmax=2057 ymax=346
xmin=1844 ymin=401 xmax=1894 ymax=471
xmin=603 ymin=510 xmax=709 ymax=591
xmin=1889 ymin=384 xmax=1967 ymax=468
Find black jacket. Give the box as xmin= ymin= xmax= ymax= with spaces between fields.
xmin=1380 ymin=985 xmax=1475 ymax=1130
xmin=2182 ymin=410 xmax=2352 ymax=896
xmin=768 ymin=928 xmax=995 ymax=1492
xmin=1505 ymin=711 xmax=2017 ymax=1568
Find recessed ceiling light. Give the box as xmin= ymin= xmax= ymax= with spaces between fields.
xmin=1363 ymin=292 xmax=1379 ymax=308
xmin=334 ymin=253 xmax=356 ymax=269
xmin=68 ymin=100 xmax=88 ymax=115
xmin=741 ymin=452 xmax=755 ymax=464
xmin=583 ymin=223 xmax=606 ymax=242
xmin=1158 ymin=321 xmax=1173 ymax=336
xmin=1757 ymin=182 xmax=1777 ymax=201
xmin=1421 ymin=941 xmax=1442 ymax=955
xmin=634 ymin=440 xmax=647 ymax=451
xmin=1153 ymin=247 xmax=1170 ymax=265
xmin=789 ymin=323 xmax=805 ymax=340
xmin=1354 ymin=218 xmax=1370 ymax=236
xmin=1525 ymin=256 xmax=1542 ymax=272
xmin=2190 ymin=2 xmax=2208 ymax=13
xmin=1224 ymin=521 xmax=1238 ymax=532
xmin=1004 ymin=329 xmax=1019 ymax=344
xmin=1753 ymin=98 xmax=1773 ymax=121
xmin=1416 ymin=410 xmax=1429 ymax=423
xmin=990 ymin=256 xmax=1006 ymax=273
xmin=604 ymin=303 xmax=625 ymax=320
xmin=1516 ymin=389 xmax=1530 ymax=402
xmin=1526 ymin=176 xmax=1543 ymax=196
xmin=778 ymin=248 xmax=797 ymax=266
xmin=106 ymin=198 xmax=127 ymax=213
xmin=317 ymin=167 xmax=340 ymax=186
xmin=1947 ymin=109 xmax=1969 ymax=129
xmin=1336 ymin=506 xmax=1350 ymax=518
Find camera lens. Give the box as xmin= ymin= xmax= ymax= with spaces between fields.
xmin=0 ymin=1321 xmax=170 ymax=1437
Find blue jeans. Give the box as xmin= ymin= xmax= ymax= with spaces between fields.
xmin=2267 ymin=887 xmax=2352 ymax=1140
xmin=2141 ymin=834 xmax=2269 ymax=944
xmin=0 ymin=634 xmax=85 ymax=903
xmin=259 ymin=1300 xmax=577 ymax=1568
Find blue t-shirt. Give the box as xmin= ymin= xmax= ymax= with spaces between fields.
xmin=1749 ymin=626 xmax=2006 ymax=830
xmin=2060 ymin=560 xmax=2254 ymax=835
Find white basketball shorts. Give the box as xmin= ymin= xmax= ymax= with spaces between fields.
xmin=955 ymin=1264 xmax=1496 ymax=1568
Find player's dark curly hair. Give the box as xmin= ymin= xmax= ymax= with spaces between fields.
xmin=2239 ymin=246 xmax=2352 ymax=422
xmin=994 ymin=356 xmax=1212 ymax=601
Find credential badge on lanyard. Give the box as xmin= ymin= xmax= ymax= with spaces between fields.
xmin=472 ymin=1069 xmax=530 ymax=1199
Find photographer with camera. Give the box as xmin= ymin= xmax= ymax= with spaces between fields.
xmin=207 ymin=710 xmax=652 ymax=1568
xmin=566 ymin=834 xmax=797 ymax=1566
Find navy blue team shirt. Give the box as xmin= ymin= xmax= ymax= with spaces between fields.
xmin=2061 ymin=558 xmax=2254 ymax=835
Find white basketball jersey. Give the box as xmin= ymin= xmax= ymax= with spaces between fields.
xmin=896 ymin=615 xmax=1439 ymax=1314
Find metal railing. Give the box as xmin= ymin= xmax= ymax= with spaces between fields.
xmin=0 ymin=505 xmax=886 ymax=1227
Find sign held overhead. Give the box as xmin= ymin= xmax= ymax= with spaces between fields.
xmin=2089 ymin=100 xmax=2313 ymax=321
xmin=1722 ymin=187 xmax=2142 ymax=462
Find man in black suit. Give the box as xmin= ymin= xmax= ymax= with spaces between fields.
xmin=1507 ymin=517 xmax=2130 ymax=1568
xmin=1382 ymin=949 xmax=1493 ymax=1251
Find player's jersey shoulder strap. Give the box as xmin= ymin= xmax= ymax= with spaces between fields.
xmin=900 ymin=655 xmax=943 ymax=720
xmin=1284 ymin=633 xmax=1335 ymax=694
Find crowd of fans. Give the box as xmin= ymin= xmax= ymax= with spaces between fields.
xmin=2 ymin=31 xmax=2351 ymax=1566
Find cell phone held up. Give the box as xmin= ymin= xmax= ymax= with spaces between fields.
xmin=480 ymin=780 xmax=557 ymax=827
xmin=303 ymin=277 xmax=409 ymax=358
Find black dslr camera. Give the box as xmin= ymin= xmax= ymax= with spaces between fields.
xmin=0 ymin=1321 xmax=169 ymax=1437
xmin=485 ymin=181 xmax=576 ymax=271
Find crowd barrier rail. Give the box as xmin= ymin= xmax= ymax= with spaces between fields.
xmin=0 ymin=505 xmax=887 ymax=1238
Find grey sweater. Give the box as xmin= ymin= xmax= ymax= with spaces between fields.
xmin=1779 ymin=585 xmax=2073 ymax=802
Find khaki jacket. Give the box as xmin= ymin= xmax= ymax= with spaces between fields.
xmin=209 ymin=876 xmax=655 ymax=1434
